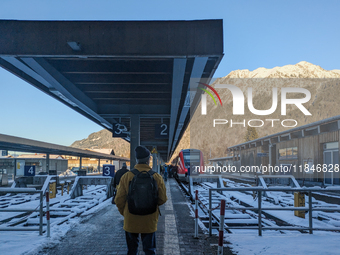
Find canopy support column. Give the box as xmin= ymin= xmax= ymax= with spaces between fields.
xmin=130 ymin=115 xmax=140 ymax=169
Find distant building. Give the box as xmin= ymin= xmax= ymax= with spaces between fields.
xmin=86 ymin=149 xmax=115 ymax=155
xmin=0 ymin=154 xmax=67 ymax=179
xmin=65 ymin=148 xmax=127 ymax=173
xmin=211 ymin=115 xmax=340 ymax=185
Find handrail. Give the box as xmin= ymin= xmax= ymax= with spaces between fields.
xmin=0 ymin=188 xmax=44 ymax=235
xmin=208 ymin=187 xmax=340 ymax=236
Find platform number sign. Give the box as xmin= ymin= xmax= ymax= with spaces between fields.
xmin=102 ymin=164 xmax=115 ymax=177
xmin=113 ymin=123 xmax=129 ymax=138
xmin=24 ymin=166 xmax=36 ymax=176
xmin=155 ymin=124 xmax=169 ymax=139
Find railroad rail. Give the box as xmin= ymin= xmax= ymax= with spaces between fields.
xmin=175 ymin=176 xmax=340 ymax=237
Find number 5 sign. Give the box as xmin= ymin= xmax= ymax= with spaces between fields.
xmin=102 ymin=164 xmax=115 ymax=177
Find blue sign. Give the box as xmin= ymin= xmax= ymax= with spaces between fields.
xmin=1 ymin=150 xmax=8 ymax=156
xmin=24 ymin=166 xmax=36 ymax=176
xmin=155 ymin=124 xmax=169 ymax=139
xmin=102 ymin=164 xmax=115 ymax=177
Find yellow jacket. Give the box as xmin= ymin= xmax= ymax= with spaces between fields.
xmin=114 ymin=164 xmax=167 ymax=233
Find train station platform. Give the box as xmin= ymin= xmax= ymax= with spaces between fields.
xmin=35 ymin=178 xmax=230 ymax=255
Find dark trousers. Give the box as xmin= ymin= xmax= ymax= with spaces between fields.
xmin=125 ymin=231 xmax=156 ymax=255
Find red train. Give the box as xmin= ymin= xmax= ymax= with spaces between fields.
xmin=173 ymin=149 xmax=204 ymax=181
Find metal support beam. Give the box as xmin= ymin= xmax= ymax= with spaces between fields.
xmin=14 ymin=159 xmax=17 ymax=180
xmin=269 ymin=144 xmax=273 ymax=169
xmin=152 ymin=147 xmax=157 ymax=173
xmin=98 ymin=159 xmax=100 ymax=172
xmin=79 ymin=157 xmax=82 ymax=171
xmin=171 ymin=57 xmax=208 ymax=152
xmin=130 ymin=115 xmax=140 ymax=169
xmin=157 ymin=154 xmax=161 ymax=174
xmin=141 ymin=141 xmax=168 ymax=146
xmin=98 ymin=104 xmax=170 ymax=115
xmin=21 ymin=57 xmax=113 ymax=129
xmin=168 ymin=58 xmax=187 ymax=154
xmin=46 ymin=154 xmax=50 ymax=173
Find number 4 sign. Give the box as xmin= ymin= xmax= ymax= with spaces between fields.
xmin=102 ymin=165 xmax=115 ymax=177
xmin=24 ymin=166 xmax=36 ymax=176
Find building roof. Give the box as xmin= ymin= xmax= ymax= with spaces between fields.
xmin=16 ymin=154 xmax=64 ymax=159
xmin=228 ymin=115 xmax=340 ymax=151
xmin=0 ymin=133 xmax=129 ymax=161
xmin=86 ymin=149 xmax=115 ymax=155
xmin=209 ymin=156 xmax=234 ymax=162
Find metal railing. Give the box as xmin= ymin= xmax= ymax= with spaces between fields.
xmin=0 ymin=188 xmax=44 ymax=235
xmin=208 ymin=187 xmax=340 ymax=236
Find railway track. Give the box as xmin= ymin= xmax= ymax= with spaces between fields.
xmin=0 ymin=185 xmax=108 ymax=231
xmin=175 ymin=176 xmax=340 ymax=235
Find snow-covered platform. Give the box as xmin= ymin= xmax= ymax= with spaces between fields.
xmin=30 ymin=178 xmax=221 ymax=255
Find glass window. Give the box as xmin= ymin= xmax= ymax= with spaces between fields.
xmin=279 ymin=148 xmax=287 ymax=159
xmin=183 ymin=152 xmax=201 ymax=167
xmin=324 ymin=142 xmax=339 ymax=150
xmin=279 ymin=147 xmax=298 ymax=159
xmin=286 ymin=148 xmax=293 ymax=158
xmin=292 ymin=147 xmax=298 ymax=158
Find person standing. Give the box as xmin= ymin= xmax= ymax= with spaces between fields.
xmin=115 ymin=146 xmax=167 ymax=255
xmin=163 ymin=165 xmax=168 ymax=182
xmin=110 ymin=162 xmax=129 ymax=204
xmin=113 ymin=162 xmax=129 ymax=188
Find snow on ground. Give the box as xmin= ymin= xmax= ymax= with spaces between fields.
xmin=1 ymin=199 xmax=112 ymax=255
xmin=226 ymin=231 xmax=340 ymax=255
xmin=0 ymin=186 xmax=111 ymax=255
xmin=204 ymin=180 xmax=340 ymax=254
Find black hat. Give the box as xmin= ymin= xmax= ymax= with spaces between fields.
xmin=135 ymin=146 xmax=151 ymax=163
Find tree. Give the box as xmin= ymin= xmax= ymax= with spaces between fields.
xmin=244 ymin=126 xmax=259 ymax=142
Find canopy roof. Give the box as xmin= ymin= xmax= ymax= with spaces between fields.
xmin=0 ymin=20 xmax=223 ymax=161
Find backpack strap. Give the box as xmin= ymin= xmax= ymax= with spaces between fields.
xmin=148 ymin=170 xmax=156 ymax=176
xmin=131 ymin=169 xmax=156 ymax=176
xmin=131 ymin=169 xmax=139 ymax=175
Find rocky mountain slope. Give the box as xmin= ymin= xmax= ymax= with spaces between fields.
xmin=70 ymin=129 xmax=130 ymax=158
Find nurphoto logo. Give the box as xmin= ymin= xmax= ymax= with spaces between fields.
xmin=200 ymin=83 xmax=312 ymax=128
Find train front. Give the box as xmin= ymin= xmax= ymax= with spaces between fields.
xmin=178 ymin=149 xmax=204 ymax=180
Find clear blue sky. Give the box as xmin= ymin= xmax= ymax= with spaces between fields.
xmin=0 ymin=0 xmax=339 ymax=146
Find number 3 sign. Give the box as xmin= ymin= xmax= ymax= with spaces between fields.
xmin=102 ymin=165 xmax=115 ymax=177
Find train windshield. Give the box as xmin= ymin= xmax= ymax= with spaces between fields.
xmin=183 ymin=151 xmax=201 ymax=167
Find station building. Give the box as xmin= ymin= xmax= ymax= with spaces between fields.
xmin=65 ymin=149 xmax=127 ymax=172
xmin=0 ymin=150 xmax=128 ymax=181
xmin=0 ymin=154 xmax=67 ymax=180
xmin=221 ymin=115 xmax=340 ymax=185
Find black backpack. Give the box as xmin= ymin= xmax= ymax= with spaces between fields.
xmin=128 ymin=169 xmax=158 ymax=215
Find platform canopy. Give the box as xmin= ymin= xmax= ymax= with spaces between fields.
xmin=0 ymin=20 xmax=223 ymax=164
xmin=0 ymin=133 xmax=129 ymax=161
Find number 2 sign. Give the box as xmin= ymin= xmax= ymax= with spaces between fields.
xmin=102 ymin=164 xmax=115 ymax=177
xmin=155 ymin=124 xmax=169 ymax=139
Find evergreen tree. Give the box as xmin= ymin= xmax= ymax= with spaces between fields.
xmin=244 ymin=126 xmax=259 ymax=142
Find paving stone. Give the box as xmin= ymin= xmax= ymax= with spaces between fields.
xmin=34 ymin=179 xmax=234 ymax=255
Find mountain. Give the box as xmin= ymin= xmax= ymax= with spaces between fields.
xmin=226 ymin=61 xmax=340 ymax=79
xmin=171 ymin=61 xmax=340 ymax=163
xmin=70 ymin=129 xmax=130 ymax=158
